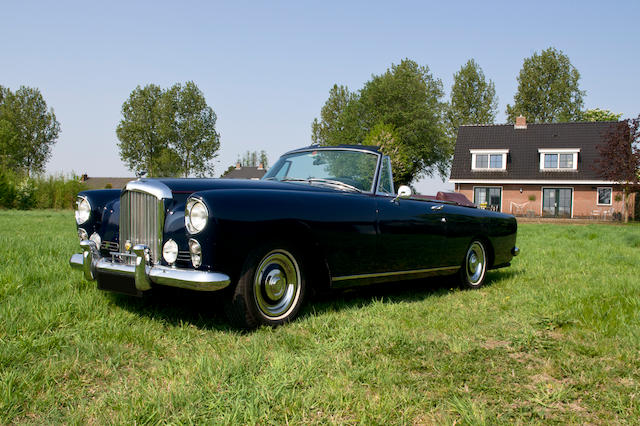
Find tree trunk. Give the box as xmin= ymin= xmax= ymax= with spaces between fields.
xmin=623 ymin=190 xmax=629 ymax=223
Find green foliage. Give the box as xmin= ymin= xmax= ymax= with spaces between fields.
xmin=116 ymin=82 xmax=219 ymax=178
xmin=363 ymin=123 xmax=409 ymax=189
xmin=312 ymin=59 xmax=448 ymax=185
xmin=506 ymin=47 xmax=585 ymax=123
xmin=0 ymin=86 xmax=61 ymax=176
xmin=446 ymin=59 xmax=497 ymax=143
xmin=239 ymin=150 xmax=269 ymax=168
xmin=0 ymin=170 xmax=85 ymax=209
xmin=581 ymin=108 xmax=622 ymax=122
xmin=163 ymin=81 xmax=220 ymax=177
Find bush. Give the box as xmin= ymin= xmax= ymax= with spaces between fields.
xmin=0 ymin=170 xmax=86 ymax=210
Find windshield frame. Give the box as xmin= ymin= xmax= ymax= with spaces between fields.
xmin=263 ymin=147 xmax=383 ymax=194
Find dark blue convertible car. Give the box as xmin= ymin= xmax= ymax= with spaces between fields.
xmin=70 ymin=145 xmax=519 ymax=328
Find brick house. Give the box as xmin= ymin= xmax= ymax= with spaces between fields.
xmin=449 ymin=117 xmax=633 ymax=219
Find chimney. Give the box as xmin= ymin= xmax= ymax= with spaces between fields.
xmin=514 ymin=115 xmax=527 ymax=130
xmin=258 ymin=162 xmax=264 ymax=170
xmin=235 ymin=162 xmax=241 ymax=170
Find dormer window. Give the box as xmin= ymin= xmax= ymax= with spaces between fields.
xmin=539 ymin=149 xmax=579 ymax=171
xmin=470 ymin=149 xmax=508 ymax=171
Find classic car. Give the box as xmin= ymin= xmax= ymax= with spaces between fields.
xmin=70 ymin=145 xmax=519 ymax=328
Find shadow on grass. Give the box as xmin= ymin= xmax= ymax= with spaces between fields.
xmin=108 ymin=269 xmax=512 ymax=332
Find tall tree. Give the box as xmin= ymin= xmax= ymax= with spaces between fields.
xmin=446 ymin=59 xmax=498 ymax=134
xmin=506 ymin=47 xmax=585 ymax=123
xmin=117 ymin=82 xmax=220 ymax=177
xmin=239 ymin=150 xmax=269 ymax=168
xmin=311 ymin=84 xmax=361 ymax=146
xmin=312 ymin=59 xmax=448 ymax=185
xmin=116 ymin=84 xmax=171 ymax=177
xmin=0 ymin=86 xmax=61 ymax=176
xmin=595 ymin=116 xmax=640 ymax=222
xmin=581 ymin=108 xmax=622 ymax=122
xmin=165 ymin=81 xmax=220 ymax=177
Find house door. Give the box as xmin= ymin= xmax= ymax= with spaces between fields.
xmin=542 ymin=188 xmax=572 ymax=218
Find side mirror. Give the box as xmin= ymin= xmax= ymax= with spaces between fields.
xmin=392 ymin=185 xmax=412 ymax=203
xmin=397 ymin=185 xmax=412 ymax=198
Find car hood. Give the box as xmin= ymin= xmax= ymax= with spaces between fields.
xmin=132 ymin=177 xmax=340 ymax=196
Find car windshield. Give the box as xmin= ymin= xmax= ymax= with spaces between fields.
xmin=263 ymin=149 xmax=379 ymax=192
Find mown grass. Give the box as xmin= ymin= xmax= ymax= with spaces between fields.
xmin=1 ymin=210 xmax=639 ymax=424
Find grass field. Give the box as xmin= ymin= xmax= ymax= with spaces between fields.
xmin=1 ymin=210 xmax=639 ymax=424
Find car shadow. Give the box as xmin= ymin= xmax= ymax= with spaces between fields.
xmin=108 ymin=270 xmax=510 ymax=332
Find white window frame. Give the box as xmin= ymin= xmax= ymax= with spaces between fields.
xmin=596 ymin=187 xmax=613 ymax=206
xmin=538 ymin=148 xmax=579 ymax=171
xmin=470 ymin=149 xmax=508 ymax=171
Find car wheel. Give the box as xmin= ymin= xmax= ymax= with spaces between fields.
xmin=458 ymin=240 xmax=487 ymax=289
xmin=226 ymin=245 xmax=306 ymax=329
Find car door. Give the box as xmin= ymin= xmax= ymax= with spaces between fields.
xmin=375 ymin=196 xmax=451 ymax=272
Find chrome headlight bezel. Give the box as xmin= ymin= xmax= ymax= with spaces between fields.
xmin=185 ymin=198 xmax=208 ymax=234
xmin=75 ymin=196 xmax=91 ymax=225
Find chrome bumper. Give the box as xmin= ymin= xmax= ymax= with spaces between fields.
xmin=69 ymin=240 xmax=231 ymax=292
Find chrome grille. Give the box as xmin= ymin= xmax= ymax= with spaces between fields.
xmin=119 ymin=190 xmax=163 ymax=264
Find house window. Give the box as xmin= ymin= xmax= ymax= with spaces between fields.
xmin=597 ymin=187 xmax=612 ymax=205
xmin=474 ymin=187 xmax=501 ymax=212
xmin=470 ymin=150 xmax=508 ymax=171
xmin=539 ymin=149 xmax=579 ymax=171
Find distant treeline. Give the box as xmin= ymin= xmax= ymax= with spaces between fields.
xmin=0 ymin=171 xmax=85 ymax=210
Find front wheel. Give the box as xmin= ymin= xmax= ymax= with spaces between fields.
xmin=226 ymin=245 xmax=306 ymax=328
xmin=458 ymin=240 xmax=488 ymax=289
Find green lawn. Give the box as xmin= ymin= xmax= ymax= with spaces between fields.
xmin=1 ymin=210 xmax=639 ymax=424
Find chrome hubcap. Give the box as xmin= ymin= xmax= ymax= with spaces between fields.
xmin=466 ymin=242 xmax=486 ymax=285
xmin=254 ymin=250 xmax=301 ymax=319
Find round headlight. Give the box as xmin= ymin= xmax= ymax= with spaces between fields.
xmin=78 ymin=228 xmax=88 ymax=241
xmin=75 ymin=196 xmax=91 ymax=225
xmin=186 ymin=198 xmax=208 ymax=234
xmin=89 ymin=232 xmax=101 ymax=248
xmin=188 ymin=238 xmax=202 ymax=268
xmin=163 ymin=239 xmax=178 ymax=265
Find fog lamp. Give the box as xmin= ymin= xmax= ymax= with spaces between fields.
xmin=188 ymin=238 xmax=202 ymax=268
xmin=163 ymin=239 xmax=178 ymax=265
xmin=89 ymin=232 xmax=101 ymax=248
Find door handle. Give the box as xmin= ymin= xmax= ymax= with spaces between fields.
xmin=431 ymin=205 xmax=444 ymax=210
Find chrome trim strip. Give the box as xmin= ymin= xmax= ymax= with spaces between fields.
xmin=124 ymin=179 xmax=173 ymax=199
xmin=332 ymin=266 xmax=460 ymax=282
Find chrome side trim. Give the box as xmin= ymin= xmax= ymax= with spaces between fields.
xmin=124 ymin=179 xmax=172 ymax=199
xmin=333 ymin=265 xmax=460 ymax=282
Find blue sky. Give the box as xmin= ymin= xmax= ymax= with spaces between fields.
xmin=2 ymin=0 xmax=638 ymax=193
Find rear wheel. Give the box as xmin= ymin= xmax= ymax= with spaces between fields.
xmin=458 ymin=240 xmax=487 ymax=289
xmin=226 ymin=245 xmax=306 ymax=328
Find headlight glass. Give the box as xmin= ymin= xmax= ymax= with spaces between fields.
xmin=186 ymin=198 xmax=208 ymax=234
xmin=163 ymin=239 xmax=178 ymax=265
xmin=89 ymin=232 xmax=101 ymax=248
xmin=188 ymin=238 xmax=202 ymax=268
xmin=75 ymin=196 xmax=91 ymax=225
xmin=78 ymin=228 xmax=88 ymax=241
